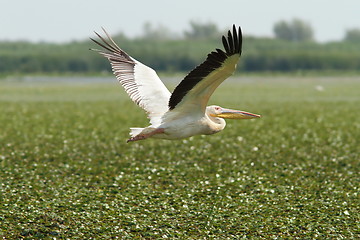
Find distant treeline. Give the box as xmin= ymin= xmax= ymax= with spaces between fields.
xmin=1 ymin=26 xmax=360 ymax=75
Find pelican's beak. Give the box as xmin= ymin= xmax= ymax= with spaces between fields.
xmin=215 ymin=108 xmax=261 ymax=119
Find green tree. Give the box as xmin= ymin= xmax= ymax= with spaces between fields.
xmin=344 ymin=28 xmax=360 ymax=42
xmin=273 ymin=19 xmax=314 ymax=42
xmin=141 ymin=22 xmax=177 ymax=40
xmin=184 ymin=21 xmax=220 ymax=39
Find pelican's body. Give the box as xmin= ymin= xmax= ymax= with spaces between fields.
xmin=139 ymin=106 xmax=225 ymax=140
xmin=90 ymin=25 xmax=260 ymax=142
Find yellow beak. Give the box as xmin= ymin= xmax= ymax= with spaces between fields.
xmin=214 ymin=108 xmax=261 ymax=119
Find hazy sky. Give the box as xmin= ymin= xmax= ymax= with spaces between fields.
xmin=1 ymin=0 xmax=359 ymax=42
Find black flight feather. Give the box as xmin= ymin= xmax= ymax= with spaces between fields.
xmin=168 ymin=25 xmax=242 ymax=110
xmin=90 ymin=28 xmax=134 ymax=64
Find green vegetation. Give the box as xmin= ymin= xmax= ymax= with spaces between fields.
xmin=1 ymin=76 xmax=359 ymax=238
xmin=344 ymin=28 xmax=360 ymax=42
xmin=273 ymin=19 xmax=314 ymax=42
xmin=1 ymin=21 xmax=360 ymax=76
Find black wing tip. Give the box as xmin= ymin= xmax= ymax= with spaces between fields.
xmin=89 ymin=37 xmax=98 ymax=47
xmin=222 ymin=24 xmax=242 ymax=55
xmin=168 ymin=24 xmax=243 ymax=110
xmin=90 ymin=28 xmax=122 ymax=54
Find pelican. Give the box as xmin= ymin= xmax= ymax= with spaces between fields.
xmin=90 ymin=25 xmax=260 ymax=142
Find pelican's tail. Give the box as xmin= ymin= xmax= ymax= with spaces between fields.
xmin=129 ymin=127 xmax=158 ymax=138
xmin=129 ymin=128 xmax=145 ymax=138
xmin=128 ymin=127 xmax=164 ymax=143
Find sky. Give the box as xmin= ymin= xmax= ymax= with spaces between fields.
xmin=1 ymin=0 xmax=359 ymax=43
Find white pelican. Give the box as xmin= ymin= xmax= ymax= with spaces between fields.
xmin=90 ymin=25 xmax=260 ymax=142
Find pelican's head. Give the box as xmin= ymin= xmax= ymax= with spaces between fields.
xmin=207 ymin=105 xmax=261 ymax=120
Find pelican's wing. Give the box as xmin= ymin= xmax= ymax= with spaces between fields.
xmin=168 ymin=25 xmax=242 ymax=114
xmin=90 ymin=28 xmax=171 ymax=126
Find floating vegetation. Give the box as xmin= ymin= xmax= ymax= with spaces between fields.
xmin=0 ymin=77 xmax=359 ymax=238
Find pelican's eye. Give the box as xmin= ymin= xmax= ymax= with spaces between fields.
xmin=214 ymin=106 xmax=222 ymax=113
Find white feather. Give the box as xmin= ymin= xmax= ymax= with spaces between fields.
xmin=90 ymin=30 xmax=171 ymax=126
xmin=131 ymin=60 xmax=171 ymax=126
xmin=129 ymin=128 xmax=144 ymax=137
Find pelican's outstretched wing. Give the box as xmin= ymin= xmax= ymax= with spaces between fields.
xmin=168 ymin=25 xmax=242 ymax=114
xmin=90 ymin=28 xmax=171 ymax=126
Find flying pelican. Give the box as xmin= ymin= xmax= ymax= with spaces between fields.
xmin=90 ymin=25 xmax=260 ymax=142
